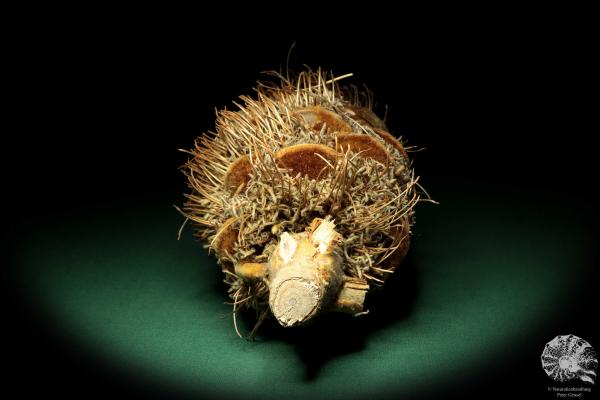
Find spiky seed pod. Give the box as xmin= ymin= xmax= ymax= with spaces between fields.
xmin=181 ymin=68 xmax=423 ymax=336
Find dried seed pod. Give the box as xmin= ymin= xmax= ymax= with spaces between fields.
xmin=181 ymin=69 xmax=424 ymax=337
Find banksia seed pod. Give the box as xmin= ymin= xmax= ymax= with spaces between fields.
xmin=180 ymin=69 xmax=423 ymax=337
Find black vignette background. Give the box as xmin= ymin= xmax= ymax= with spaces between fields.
xmin=5 ymin=11 xmax=598 ymax=400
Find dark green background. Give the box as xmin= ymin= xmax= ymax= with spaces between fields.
xmin=7 ymin=22 xmax=598 ymax=400
xmin=11 ymin=178 xmax=598 ymax=399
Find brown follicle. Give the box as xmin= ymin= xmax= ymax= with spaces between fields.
xmin=348 ymin=106 xmax=388 ymax=130
xmin=336 ymin=133 xmax=389 ymax=165
xmin=224 ymin=155 xmax=252 ymax=192
xmin=213 ymin=217 xmax=238 ymax=256
xmin=294 ymin=106 xmax=351 ymax=134
xmin=373 ymin=128 xmax=409 ymax=162
xmin=377 ymin=216 xmax=411 ymax=272
xmin=275 ymin=143 xmax=338 ymax=179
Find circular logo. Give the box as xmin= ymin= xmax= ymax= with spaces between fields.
xmin=541 ymin=334 xmax=598 ymax=384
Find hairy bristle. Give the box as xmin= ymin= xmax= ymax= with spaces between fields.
xmin=180 ymin=68 xmax=425 ymax=334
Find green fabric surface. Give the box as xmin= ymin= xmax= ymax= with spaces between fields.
xmin=18 ymin=179 xmax=593 ymax=399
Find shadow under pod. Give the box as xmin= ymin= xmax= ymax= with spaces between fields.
xmin=239 ymin=250 xmax=420 ymax=381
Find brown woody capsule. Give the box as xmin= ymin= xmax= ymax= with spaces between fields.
xmin=181 ymin=69 xmax=424 ymax=337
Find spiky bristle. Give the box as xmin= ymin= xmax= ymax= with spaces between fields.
xmin=181 ymin=68 xmax=424 ymax=334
